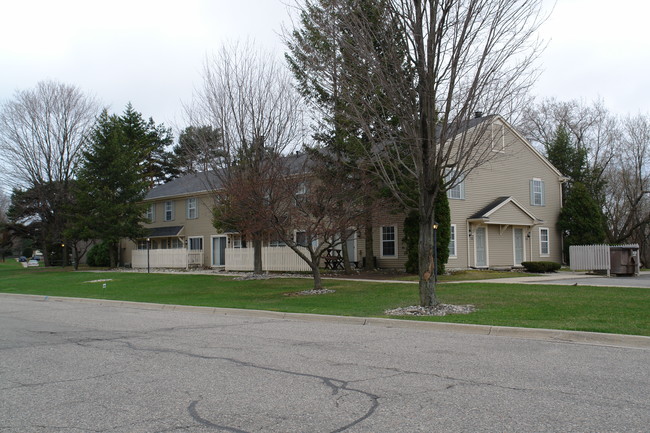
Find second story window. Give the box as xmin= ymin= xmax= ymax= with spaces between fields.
xmin=530 ymin=178 xmax=545 ymax=206
xmin=295 ymin=182 xmax=308 ymax=205
xmin=145 ymin=204 xmax=155 ymax=222
xmin=186 ymin=197 xmax=198 ymax=219
xmin=164 ymin=201 xmax=174 ymax=221
xmin=446 ymin=170 xmax=465 ymax=200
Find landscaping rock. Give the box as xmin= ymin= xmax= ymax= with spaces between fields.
xmin=385 ymin=304 xmax=475 ymax=316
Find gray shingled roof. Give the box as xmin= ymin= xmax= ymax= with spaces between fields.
xmin=145 ymin=171 xmax=221 ymax=200
xmin=145 ymin=152 xmax=310 ymax=200
xmin=144 ymin=116 xmax=493 ymax=201
xmin=468 ymin=196 xmax=511 ymax=220
xmin=147 ymin=226 xmax=184 ymax=238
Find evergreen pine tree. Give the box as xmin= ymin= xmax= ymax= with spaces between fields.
xmin=558 ymin=182 xmax=606 ymax=261
xmin=69 ymin=109 xmax=151 ymax=267
xmin=403 ymin=190 xmax=450 ymax=275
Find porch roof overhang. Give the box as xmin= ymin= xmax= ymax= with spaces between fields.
xmin=146 ymin=226 xmax=184 ymax=238
xmin=467 ymin=196 xmax=542 ymax=227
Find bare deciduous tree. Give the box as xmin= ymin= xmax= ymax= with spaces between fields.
xmin=518 ymin=97 xmax=619 ymax=197
xmin=603 ymin=114 xmax=650 ymax=259
xmin=313 ymin=0 xmax=546 ymax=306
xmin=0 ymin=80 xmax=100 ymax=265
xmin=266 ymin=153 xmax=372 ymax=289
xmin=185 ymin=42 xmax=304 ymax=274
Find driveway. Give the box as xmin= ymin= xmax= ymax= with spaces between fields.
xmin=1 ymin=295 xmax=649 ymax=432
xmin=463 ymin=271 xmax=650 ymax=288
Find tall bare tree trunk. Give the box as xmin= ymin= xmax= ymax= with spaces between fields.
xmin=253 ymin=238 xmax=263 ymax=275
xmin=418 ymin=214 xmax=437 ymax=307
xmin=310 ymin=262 xmax=323 ymax=290
xmin=364 ymin=226 xmax=374 ymax=270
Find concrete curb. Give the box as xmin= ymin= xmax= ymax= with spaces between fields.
xmin=2 ymin=292 xmax=649 ymax=350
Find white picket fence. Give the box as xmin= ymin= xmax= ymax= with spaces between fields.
xmin=225 ymin=246 xmax=311 ymax=272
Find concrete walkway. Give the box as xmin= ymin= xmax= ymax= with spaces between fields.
xmin=100 ymin=268 xmax=650 ymax=288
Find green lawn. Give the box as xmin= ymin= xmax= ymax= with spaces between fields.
xmin=1 ymin=260 xmax=649 ymax=336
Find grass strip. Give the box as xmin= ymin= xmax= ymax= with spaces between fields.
xmin=1 ymin=260 xmax=648 ymax=336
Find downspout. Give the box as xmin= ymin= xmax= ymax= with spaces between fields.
xmin=559 ymin=176 xmax=569 ymax=264
xmin=466 ymin=221 xmax=471 ymax=268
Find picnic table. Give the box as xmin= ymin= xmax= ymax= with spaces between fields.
xmin=324 ymin=249 xmax=344 ymax=270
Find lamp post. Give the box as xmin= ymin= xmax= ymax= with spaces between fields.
xmin=146 ymin=238 xmax=150 ymax=274
xmin=432 ymin=222 xmax=439 ymax=283
xmin=61 ymin=243 xmax=65 ymax=268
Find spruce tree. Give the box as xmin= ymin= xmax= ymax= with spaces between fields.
xmin=69 ymin=108 xmax=151 ymax=267
xmin=404 ymin=190 xmax=450 ymax=275
xmin=558 ymin=182 xmax=606 ymax=262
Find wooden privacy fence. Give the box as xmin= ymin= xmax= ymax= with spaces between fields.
xmin=569 ymin=244 xmax=640 ymax=276
xmin=225 ymin=246 xmax=312 ymax=272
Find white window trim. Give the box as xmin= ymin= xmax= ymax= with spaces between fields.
xmin=186 ymin=197 xmax=198 ymax=219
xmin=446 ymin=170 xmax=465 ymax=200
xmin=531 ymin=178 xmax=545 ymax=207
xmin=380 ymin=225 xmax=398 ymax=258
xmin=539 ymin=227 xmax=550 ymax=257
xmin=164 ymin=200 xmax=174 ymax=221
xmin=188 ymin=236 xmax=203 ymax=251
xmin=448 ymin=224 xmax=457 ymax=258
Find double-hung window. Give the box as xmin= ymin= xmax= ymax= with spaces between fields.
xmin=186 ymin=197 xmax=198 ymax=219
xmin=539 ymin=228 xmax=550 ymax=256
xmin=145 ymin=204 xmax=155 ymax=222
xmin=448 ymin=224 xmax=457 ymax=258
xmin=164 ymin=201 xmax=174 ymax=221
xmin=530 ymin=178 xmax=545 ymax=206
xmin=295 ymin=182 xmax=308 ymax=205
xmin=381 ymin=226 xmax=397 ymax=258
xmin=446 ymin=170 xmax=465 ymax=200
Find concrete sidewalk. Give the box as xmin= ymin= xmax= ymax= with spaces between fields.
xmin=323 ymin=271 xmax=650 ymax=288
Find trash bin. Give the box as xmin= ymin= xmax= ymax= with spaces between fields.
xmin=609 ymin=245 xmax=640 ymax=276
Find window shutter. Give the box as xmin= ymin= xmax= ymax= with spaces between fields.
xmin=530 ymin=180 xmax=534 ymax=205
xmin=540 ymin=180 xmax=545 ymax=206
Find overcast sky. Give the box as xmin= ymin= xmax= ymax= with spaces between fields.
xmin=1 ymin=0 xmax=649 ymax=135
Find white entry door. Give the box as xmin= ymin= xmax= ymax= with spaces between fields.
xmin=475 ymin=227 xmax=487 ymax=267
xmin=212 ymin=236 xmax=227 ymax=267
xmin=514 ymin=228 xmax=524 ymax=265
xmin=346 ymin=231 xmax=357 ymax=262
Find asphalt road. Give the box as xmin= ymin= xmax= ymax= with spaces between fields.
xmin=1 ymin=296 xmax=649 ymax=433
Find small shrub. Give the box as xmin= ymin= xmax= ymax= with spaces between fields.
xmin=521 ymin=261 xmax=561 ymax=273
xmin=87 ymin=242 xmax=111 ymax=267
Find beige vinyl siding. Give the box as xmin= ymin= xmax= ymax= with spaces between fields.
xmin=450 ymin=123 xmax=562 ymax=267
xmin=488 ymin=205 xmax=534 ymax=225
xmin=140 ymin=193 xmax=219 ymax=266
xmin=372 ymin=207 xmax=408 ymax=269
